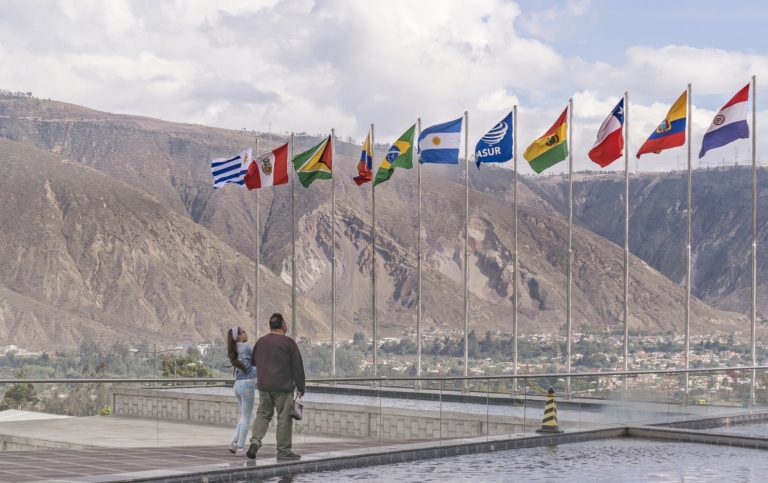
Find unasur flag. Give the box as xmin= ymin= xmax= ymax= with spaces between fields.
xmin=475 ymin=112 xmax=512 ymax=169
xmin=636 ymin=90 xmax=686 ymax=158
xmin=418 ymin=117 xmax=462 ymax=164
xmin=244 ymin=143 xmax=289 ymax=190
xmin=588 ymin=98 xmax=624 ymax=168
xmin=699 ymin=84 xmax=750 ymax=158
xmin=211 ymin=148 xmax=251 ymax=188
xmin=353 ymin=133 xmax=373 ymax=186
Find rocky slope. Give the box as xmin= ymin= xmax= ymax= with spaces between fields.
xmin=0 ymin=137 xmax=330 ymax=350
xmin=0 ymin=95 xmax=749 ymax=350
xmin=533 ymin=168 xmax=768 ymax=319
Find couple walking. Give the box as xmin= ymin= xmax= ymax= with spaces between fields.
xmin=227 ymin=313 xmax=305 ymax=461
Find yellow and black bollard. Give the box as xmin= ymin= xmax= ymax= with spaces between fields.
xmin=535 ymin=386 xmax=564 ymax=434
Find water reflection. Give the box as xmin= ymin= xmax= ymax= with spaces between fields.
xmin=261 ymin=439 xmax=768 ymax=482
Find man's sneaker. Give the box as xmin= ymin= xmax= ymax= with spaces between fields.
xmin=246 ymin=443 xmax=259 ymax=459
xmin=228 ymin=442 xmax=238 ymax=454
xmin=235 ymin=447 xmax=246 ymax=457
xmin=276 ymin=452 xmax=302 ymax=461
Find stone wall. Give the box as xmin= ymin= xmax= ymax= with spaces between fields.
xmin=111 ymin=388 xmax=530 ymax=440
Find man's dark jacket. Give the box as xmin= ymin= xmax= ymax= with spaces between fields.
xmin=250 ymin=332 xmax=306 ymax=394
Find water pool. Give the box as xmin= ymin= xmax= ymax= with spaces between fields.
xmin=260 ymin=438 xmax=768 ymax=482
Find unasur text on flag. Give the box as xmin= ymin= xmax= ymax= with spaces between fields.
xmin=699 ymin=83 xmax=750 ymax=158
xmin=244 ymin=143 xmax=289 ymax=190
xmin=418 ymin=117 xmax=462 ymax=164
xmin=475 ymin=111 xmax=512 ymax=169
xmin=588 ymin=98 xmax=624 ymax=167
xmin=211 ymin=148 xmax=251 ymax=188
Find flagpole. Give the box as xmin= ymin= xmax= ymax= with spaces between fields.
xmin=463 ymin=110 xmax=470 ymax=393
xmin=684 ymin=83 xmax=692 ymax=398
xmin=331 ymin=128 xmax=337 ymax=378
xmin=371 ymin=123 xmax=377 ymax=378
xmin=566 ymin=98 xmax=573 ymax=396
xmin=255 ymin=138 xmax=261 ymax=340
xmin=623 ymin=92 xmax=629 ymax=378
xmin=751 ymin=75 xmax=758 ymax=405
xmin=512 ymin=105 xmax=519 ymax=393
xmin=291 ymin=132 xmax=297 ymax=339
xmin=416 ymin=118 xmax=423 ymax=391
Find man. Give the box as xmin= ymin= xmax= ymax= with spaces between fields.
xmin=246 ymin=313 xmax=305 ymax=461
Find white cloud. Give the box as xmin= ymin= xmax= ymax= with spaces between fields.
xmin=0 ymin=0 xmax=765 ymax=173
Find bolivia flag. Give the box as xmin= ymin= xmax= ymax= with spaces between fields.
xmin=523 ymin=107 xmax=568 ymax=173
xmin=292 ymin=136 xmax=333 ymax=188
xmin=636 ymin=90 xmax=687 ymax=158
xmin=374 ymin=124 xmax=415 ymax=186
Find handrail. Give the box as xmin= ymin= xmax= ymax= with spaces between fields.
xmin=0 ymin=365 xmax=765 ymax=385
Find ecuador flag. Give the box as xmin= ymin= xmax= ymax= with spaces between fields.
xmin=523 ymin=107 xmax=568 ymax=174
xmin=292 ymin=135 xmax=333 ymax=188
xmin=636 ymin=90 xmax=687 ymax=158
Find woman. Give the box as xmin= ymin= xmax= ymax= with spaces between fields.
xmin=227 ymin=326 xmax=256 ymax=456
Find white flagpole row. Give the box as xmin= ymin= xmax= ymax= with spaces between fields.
xmin=371 ymin=123 xmax=377 ymax=378
xmin=255 ymin=139 xmax=261 ymax=339
xmin=684 ymin=83 xmax=692 ymax=397
xmin=751 ymin=75 xmax=758 ymax=404
xmin=623 ymin=92 xmax=629 ymax=375
xmin=291 ymin=133 xmax=297 ymax=339
xmin=463 ymin=111 xmax=470 ymax=392
xmin=512 ymin=105 xmax=519 ymax=392
xmin=331 ymin=129 xmax=337 ymax=377
xmin=566 ymin=98 xmax=574 ymax=395
xmin=416 ymin=118 xmax=423 ymax=391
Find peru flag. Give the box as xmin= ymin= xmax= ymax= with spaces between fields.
xmin=588 ymin=98 xmax=625 ymax=167
xmin=244 ymin=143 xmax=289 ymax=190
xmin=699 ymin=84 xmax=750 ymax=158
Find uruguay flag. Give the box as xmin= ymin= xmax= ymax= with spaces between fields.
xmin=418 ymin=117 xmax=462 ymax=164
xmin=588 ymin=98 xmax=624 ymax=168
xmin=211 ymin=148 xmax=251 ymax=188
xmin=699 ymin=84 xmax=750 ymax=159
xmin=475 ymin=112 xmax=512 ymax=169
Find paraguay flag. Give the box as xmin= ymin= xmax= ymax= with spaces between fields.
xmin=636 ymin=90 xmax=687 ymax=158
xmin=588 ymin=98 xmax=624 ymax=167
xmin=699 ymin=84 xmax=750 ymax=158
xmin=354 ymin=133 xmax=373 ymax=185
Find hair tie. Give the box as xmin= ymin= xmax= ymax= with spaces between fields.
xmin=231 ymin=327 xmax=238 ymax=341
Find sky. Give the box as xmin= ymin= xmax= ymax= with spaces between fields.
xmin=0 ymin=0 xmax=766 ymax=173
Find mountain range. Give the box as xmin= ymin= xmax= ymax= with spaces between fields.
xmin=0 ymin=95 xmax=754 ymax=351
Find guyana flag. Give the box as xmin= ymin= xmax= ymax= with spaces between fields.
xmin=523 ymin=107 xmax=568 ymax=173
xmin=374 ymin=124 xmax=415 ymax=186
xmin=292 ymin=135 xmax=333 ymax=187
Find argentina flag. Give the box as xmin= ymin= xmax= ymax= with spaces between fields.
xmin=475 ymin=112 xmax=512 ymax=169
xmin=211 ymin=148 xmax=252 ymax=188
xmin=418 ymin=117 xmax=462 ymax=164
